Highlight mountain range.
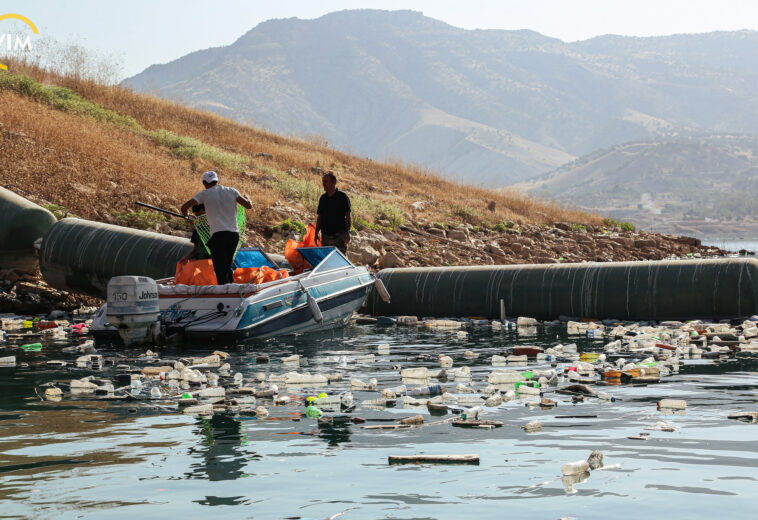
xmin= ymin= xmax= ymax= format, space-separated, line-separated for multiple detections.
xmin=125 ymin=10 xmax=758 ymax=187
xmin=121 ymin=10 xmax=758 ymax=236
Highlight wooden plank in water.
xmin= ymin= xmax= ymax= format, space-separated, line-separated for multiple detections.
xmin=388 ymin=454 xmax=480 ymax=465
xmin=451 ymin=420 xmax=503 ymax=428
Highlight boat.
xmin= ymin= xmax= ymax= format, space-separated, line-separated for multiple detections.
xmin=90 ymin=246 xmax=389 ymax=345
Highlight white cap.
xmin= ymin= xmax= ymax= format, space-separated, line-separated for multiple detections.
xmin=202 ymin=170 xmax=218 ymax=183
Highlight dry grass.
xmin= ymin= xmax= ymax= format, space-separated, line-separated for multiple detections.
xmin=0 ymin=59 xmax=603 ymax=232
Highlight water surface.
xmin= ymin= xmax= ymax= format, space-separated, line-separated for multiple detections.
xmin=1 ymin=325 xmax=757 ymax=519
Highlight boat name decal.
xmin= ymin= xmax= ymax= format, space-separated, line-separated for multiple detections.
xmin=160 ymin=309 xmax=196 ymax=321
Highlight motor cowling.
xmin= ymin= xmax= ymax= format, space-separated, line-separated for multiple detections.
xmin=106 ymin=276 xmax=160 ymax=346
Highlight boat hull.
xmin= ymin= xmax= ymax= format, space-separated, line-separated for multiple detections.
xmin=184 ymin=283 xmax=370 ymax=342
xmin=91 ymin=263 xmax=375 ymax=345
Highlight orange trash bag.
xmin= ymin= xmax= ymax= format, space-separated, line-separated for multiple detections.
xmin=260 ymin=265 xmax=290 ymax=283
xmin=284 ymin=223 xmax=320 ymax=274
xmin=234 ymin=266 xmax=290 ymax=284
xmin=174 ymin=259 xmax=218 ymax=285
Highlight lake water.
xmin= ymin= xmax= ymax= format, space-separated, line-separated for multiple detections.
xmin=2 ymin=325 xmax=758 ymax=519
xmin=703 ymin=239 xmax=758 ymax=253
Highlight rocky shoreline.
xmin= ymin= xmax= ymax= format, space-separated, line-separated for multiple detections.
xmin=342 ymin=222 xmax=735 ymax=269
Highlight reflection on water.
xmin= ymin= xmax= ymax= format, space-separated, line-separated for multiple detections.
xmin=186 ymin=415 xmax=248 ymax=481
xmin=1 ymin=324 xmax=758 ymax=518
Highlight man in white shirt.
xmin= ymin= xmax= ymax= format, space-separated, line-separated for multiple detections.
xmin=180 ymin=171 xmax=252 ymax=284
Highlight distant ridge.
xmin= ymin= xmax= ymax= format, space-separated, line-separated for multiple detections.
xmin=518 ymin=135 xmax=758 ymax=238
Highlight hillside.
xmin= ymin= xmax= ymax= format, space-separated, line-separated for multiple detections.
xmin=519 ymin=136 xmax=758 ymax=238
xmin=0 ymin=62 xmax=730 ymax=287
xmin=124 ymin=10 xmax=758 ymax=187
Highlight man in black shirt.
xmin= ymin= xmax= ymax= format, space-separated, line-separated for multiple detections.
xmin=315 ymin=172 xmax=351 ymax=254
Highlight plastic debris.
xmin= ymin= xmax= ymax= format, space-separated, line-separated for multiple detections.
xmin=727 ymin=412 xmax=758 ymax=423
xmin=645 ymin=421 xmax=677 ymax=431
xmin=399 ymin=415 xmax=424 ymax=425
xmin=658 ymin=399 xmax=687 ymax=410
xmin=44 ymin=387 xmax=63 ymax=401
xmin=562 ymin=460 xmax=590 ymax=476
xmin=388 ymin=454 xmax=479 ymax=464
xmin=401 ymin=367 xmax=428 ymax=379
xmin=587 ymin=450 xmax=604 ymax=470
xmin=522 ymin=420 xmax=542 ymax=432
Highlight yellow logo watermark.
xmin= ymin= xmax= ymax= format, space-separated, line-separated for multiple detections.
xmin=0 ymin=13 xmax=39 ymax=71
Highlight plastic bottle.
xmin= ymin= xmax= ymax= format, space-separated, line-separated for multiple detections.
xmin=597 ymin=392 xmax=616 ymax=402
xmin=406 ymin=384 xmax=444 ymax=397
xmin=657 ymin=399 xmax=686 ymax=410
xmin=150 ymin=387 xmax=162 ymax=399
xmin=562 ymin=460 xmax=590 ymax=476
xmin=461 ymin=405 xmax=481 ymax=421
xmin=305 ymin=405 xmax=323 ymax=418
xmin=384 ymin=385 xmax=407 ymax=396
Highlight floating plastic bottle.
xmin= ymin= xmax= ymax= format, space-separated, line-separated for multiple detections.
xmin=406 ymin=384 xmax=444 ymax=397
xmin=461 ymin=405 xmax=481 ymax=420
xmin=306 ymin=405 xmax=323 ymax=418
xmin=562 ymin=460 xmax=590 ymax=476
xmin=658 ymin=399 xmax=686 ymax=410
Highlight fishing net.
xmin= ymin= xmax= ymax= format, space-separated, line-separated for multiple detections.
xmin=193 ymin=205 xmax=247 ymax=257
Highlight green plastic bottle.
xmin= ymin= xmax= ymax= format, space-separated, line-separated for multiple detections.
xmin=305 ymin=405 xmax=323 ymax=418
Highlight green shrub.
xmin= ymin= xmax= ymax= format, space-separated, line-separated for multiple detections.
xmin=603 ymin=217 xmax=620 ymax=228
xmin=570 ymin=223 xmax=587 ymax=232
xmin=351 ymin=195 xmax=404 ymax=229
xmin=493 ymin=220 xmax=515 ymax=232
xmin=280 ymin=218 xmax=306 ymax=235
xmin=147 ymin=129 xmax=248 ymax=169
xmin=42 ymin=203 xmax=75 ymax=219
xmin=451 ymin=205 xmax=477 ymax=223
xmin=620 ymin=221 xmax=635 ymax=232
xmin=472 ymin=225 xmax=481 ymax=233
xmin=352 ymin=216 xmax=378 ymax=231
xmin=112 ymin=210 xmax=166 ymax=230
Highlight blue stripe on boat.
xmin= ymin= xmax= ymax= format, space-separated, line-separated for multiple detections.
xmin=238 ymin=275 xmax=371 ymax=328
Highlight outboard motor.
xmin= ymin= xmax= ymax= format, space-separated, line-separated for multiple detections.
xmin=106 ymin=276 xmax=160 ymax=346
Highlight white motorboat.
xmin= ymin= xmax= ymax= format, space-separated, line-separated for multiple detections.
xmin=90 ymin=246 xmax=389 ymax=345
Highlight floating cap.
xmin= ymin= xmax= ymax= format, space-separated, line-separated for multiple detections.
xmin=202 ymin=170 xmax=218 ymax=183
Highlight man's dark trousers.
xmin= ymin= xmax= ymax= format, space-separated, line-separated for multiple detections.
xmin=208 ymin=231 xmax=239 ymax=284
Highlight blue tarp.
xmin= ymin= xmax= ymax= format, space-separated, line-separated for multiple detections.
xmin=234 ymin=248 xmax=277 ymax=269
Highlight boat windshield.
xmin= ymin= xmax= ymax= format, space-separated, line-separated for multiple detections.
xmin=297 ymin=247 xmax=352 ymax=272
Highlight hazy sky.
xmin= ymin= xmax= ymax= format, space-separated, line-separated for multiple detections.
xmin=3 ymin=0 xmax=758 ymax=79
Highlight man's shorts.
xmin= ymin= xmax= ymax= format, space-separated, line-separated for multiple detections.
xmin=321 ymin=232 xmax=348 ymax=255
